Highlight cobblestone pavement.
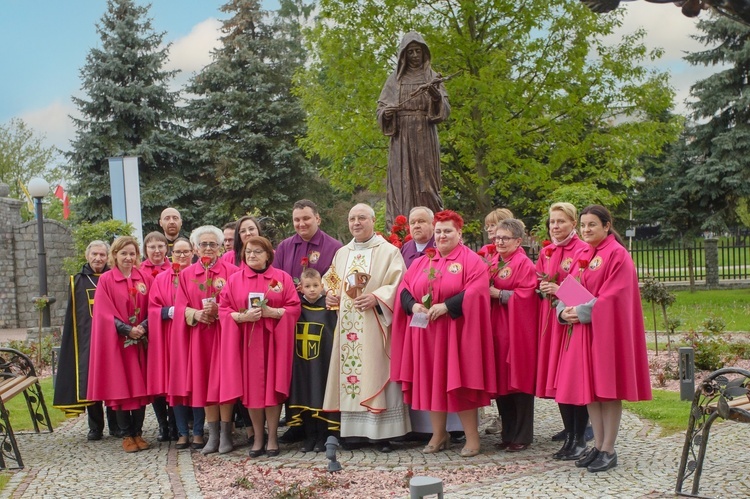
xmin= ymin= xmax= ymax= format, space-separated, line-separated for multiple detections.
xmin=2 ymin=399 xmax=748 ymax=498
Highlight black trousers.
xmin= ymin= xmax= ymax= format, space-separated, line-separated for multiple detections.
xmin=559 ymin=403 xmax=589 ymax=438
xmin=116 ymin=407 xmax=146 ymax=437
xmin=496 ymin=393 xmax=534 ymax=445
xmin=87 ymin=402 xmax=118 ymax=435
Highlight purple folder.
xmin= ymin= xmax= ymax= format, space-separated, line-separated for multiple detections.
xmin=556 ymin=274 xmax=595 ymax=307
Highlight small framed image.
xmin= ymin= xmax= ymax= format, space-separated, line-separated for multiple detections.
xmin=248 ymin=292 xmax=265 ymax=309
xmin=202 ymin=297 xmax=216 ymax=308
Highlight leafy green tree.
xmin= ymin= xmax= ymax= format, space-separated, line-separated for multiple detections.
xmin=296 ymin=0 xmax=681 ymax=226
xmin=185 ymin=0 xmax=316 ymax=225
xmin=66 ymin=0 xmax=200 ymax=232
xmin=63 ymin=219 xmax=134 ymax=274
xmin=678 ymin=15 xmax=750 ymax=231
xmin=0 ymin=118 xmax=57 ymax=201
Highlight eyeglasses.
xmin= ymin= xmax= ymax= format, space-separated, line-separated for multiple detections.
xmin=494 ymin=236 xmax=519 ymax=243
xmin=172 ymin=250 xmax=192 ymax=256
xmin=245 ymin=249 xmax=265 ymax=255
xmin=146 ymin=245 xmax=167 ymax=251
xmin=198 ymin=242 xmax=219 ymax=249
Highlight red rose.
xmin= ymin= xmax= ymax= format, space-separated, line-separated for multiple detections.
xmin=404 ymin=234 xmax=412 ymax=242
xmin=346 ymin=332 xmax=358 ymax=342
xmin=128 ymin=287 xmax=137 ymax=297
xmin=542 ymin=240 xmax=552 ymax=247
xmin=269 ymin=279 xmax=279 ymax=289
xmin=346 ymin=375 xmax=360 ymax=385
xmin=477 ymin=248 xmax=487 ymax=257
xmin=394 ymin=215 xmax=407 ymax=226
xmin=486 ymin=246 xmax=496 ymax=255
xmin=171 ymin=262 xmax=181 ymax=272
xmin=151 ymin=269 xmax=159 ymax=277
xmin=200 ymin=256 xmax=212 ymax=267
xmin=578 ymin=259 xmax=589 ymax=270
xmin=425 ymin=248 xmax=437 ymax=259
xmin=545 ymin=247 xmax=554 ymax=258
xmin=301 ymin=257 xmax=309 ymax=268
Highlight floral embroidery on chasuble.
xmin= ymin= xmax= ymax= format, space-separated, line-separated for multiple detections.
xmin=338 ymin=249 xmax=372 ymax=412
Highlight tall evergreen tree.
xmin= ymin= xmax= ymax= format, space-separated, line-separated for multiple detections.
xmin=682 ymin=15 xmax=750 ymax=231
xmin=66 ymin=0 xmax=200 ymax=231
xmin=185 ymin=0 xmax=314 ymax=226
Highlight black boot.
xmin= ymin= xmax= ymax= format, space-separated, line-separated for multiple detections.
xmin=152 ymin=398 xmax=170 ymax=442
xmin=552 ymin=432 xmax=574 ymax=460
xmin=562 ymin=435 xmax=587 ymax=461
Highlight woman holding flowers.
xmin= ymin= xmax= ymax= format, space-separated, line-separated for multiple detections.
xmin=556 ymin=205 xmax=651 ymax=473
xmin=171 ymin=226 xmax=238 ymax=455
xmin=148 ymin=238 xmax=205 ymax=449
xmin=391 ymin=210 xmax=496 ymax=458
xmin=219 ymin=236 xmax=301 ymax=458
xmin=535 ymin=202 xmax=589 ymax=461
xmin=490 ymin=218 xmax=539 ymax=453
xmin=87 ymin=236 xmax=153 ymax=453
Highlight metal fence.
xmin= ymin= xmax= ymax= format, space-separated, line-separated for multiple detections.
xmin=629 ymin=237 xmax=750 ymax=282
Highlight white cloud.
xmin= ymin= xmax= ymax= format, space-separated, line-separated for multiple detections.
xmin=164 ymin=18 xmax=222 ymax=90
xmin=18 ymin=100 xmax=78 ymax=154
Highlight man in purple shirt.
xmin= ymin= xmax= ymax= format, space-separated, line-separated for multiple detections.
xmin=274 ymin=199 xmax=343 ymax=280
xmin=400 ymin=206 xmax=436 ymax=268
xmin=276 ymin=199 xmax=342 ymax=442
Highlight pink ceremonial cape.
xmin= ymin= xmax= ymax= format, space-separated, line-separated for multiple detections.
xmin=491 ymin=247 xmax=539 ymax=396
xmin=168 ymin=258 xmax=238 ymax=407
xmin=146 ymin=268 xmax=178 ymax=397
xmin=554 ymin=235 xmax=652 ymax=405
xmin=218 ymin=265 xmax=301 ymax=408
xmin=87 ymin=266 xmax=153 ymax=410
xmin=141 ymin=259 xmax=170 ymax=279
xmin=534 ymin=235 xmax=587 ymax=398
xmin=391 ymin=244 xmax=496 ymax=412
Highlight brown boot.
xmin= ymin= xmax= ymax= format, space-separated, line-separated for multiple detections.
xmin=122 ymin=437 xmax=139 ymax=453
xmin=134 ymin=435 xmax=150 ymax=450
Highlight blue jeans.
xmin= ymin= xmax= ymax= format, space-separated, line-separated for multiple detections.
xmin=173 ymin=405 xmax=205 ymax=437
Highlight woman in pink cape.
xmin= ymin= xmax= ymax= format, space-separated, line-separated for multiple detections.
xmin=557 ymin=205 xmax=651 ymax=473
xmin=392 ymin=210 xmax=496 ymax=458
xmin=222 ymin=215 xmax=262 ymax=266
xmin=87 ymin=236 xmax=153 ymax=453
xmin=148 ymin=237 xmax=205 ymax=449
xmin=535 ymin=202 xmax=590 ymax=461
xmin=170 ymin=226 xmax=238 ymax=455
xmin=219 ymin=236 xmax=301 ymax=458
xmin=490 ymin=218 xmax=539 ymax=453
xmin=141 ymin=231 xmax=171 ymax=277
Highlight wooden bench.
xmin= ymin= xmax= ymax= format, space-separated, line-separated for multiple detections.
xmin=675 ymin=367 xmax=750 ymax=497
xmin=0 ymin=347 xmax=53 ymax=469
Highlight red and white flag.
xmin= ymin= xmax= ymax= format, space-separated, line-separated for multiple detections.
xmin=54 ymin=185 xmax=70 ymax=220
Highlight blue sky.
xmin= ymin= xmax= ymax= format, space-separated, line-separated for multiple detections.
xmin=0 ymin=1 xmax=711 ymax=156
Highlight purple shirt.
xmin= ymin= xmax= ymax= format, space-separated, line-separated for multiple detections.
xmin=274 ymin=229 xmax=342 ymax=279
xmin=400 ymin=236 xmax=436 ymax=269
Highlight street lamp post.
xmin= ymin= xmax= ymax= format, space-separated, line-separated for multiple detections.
xmin=28 ymin=177 xmax=52 ymax=328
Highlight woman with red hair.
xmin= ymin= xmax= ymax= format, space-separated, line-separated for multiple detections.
xmin=392 ymin=210 xmax=496 ymax=457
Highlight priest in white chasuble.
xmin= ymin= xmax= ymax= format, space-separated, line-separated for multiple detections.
xmin=322 ymin=203 xmax=410 ymax=451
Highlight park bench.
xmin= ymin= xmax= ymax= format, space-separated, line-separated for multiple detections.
xmin=0 ymin=347 xmax=53 ymax=469
xmin=675 ymin=367 xmax=750 ymax=498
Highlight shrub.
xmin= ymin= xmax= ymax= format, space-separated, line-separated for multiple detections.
xmin=682 ymin=316 xmax=732 ymax=371
xmin=63 ymin=219 xmax=134 ymax=274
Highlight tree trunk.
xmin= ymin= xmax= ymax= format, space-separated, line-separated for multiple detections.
xmin=651 ymin=301 xmax=658 ymax=355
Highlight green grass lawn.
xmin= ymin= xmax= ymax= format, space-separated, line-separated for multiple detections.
xmin=642 ymin=288 xmax=750 ymax=333
xmin=624 ymin=389 xmax=692 ymax=436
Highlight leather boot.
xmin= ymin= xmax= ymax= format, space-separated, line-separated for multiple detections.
xmin=562 ymin=435 xmax=588 ymax=461
xmin=218 ymin=421 xmax=234 ymax=454
xmin=153 ymin=399 xmax=170 ymax=442
xmin=201 ymin=421 xmax=220 ymax=455
xmin=552 ymin=432 xmax=574 ymax=460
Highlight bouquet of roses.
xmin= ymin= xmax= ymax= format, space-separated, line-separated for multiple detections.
xmin=387 ymin=215 xmax=412 ymax=249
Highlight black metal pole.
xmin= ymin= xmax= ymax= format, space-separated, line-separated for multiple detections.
xmin=35 ymin=197 xmax=50 ymax=328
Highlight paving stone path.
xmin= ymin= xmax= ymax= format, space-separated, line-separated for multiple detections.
xmin=2 ymin=399 xmax=747 ymax=498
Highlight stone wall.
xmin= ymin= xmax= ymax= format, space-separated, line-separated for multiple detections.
xmin=0 ymin=184 xmax=75 ymax=329
xmin=13 ymin=220 xmax=74 ymax=328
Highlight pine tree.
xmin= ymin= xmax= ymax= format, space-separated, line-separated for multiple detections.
xmin=682 ymin=15 xmax=750 ymax=230
xmin=66 ymin=0 xmax=200 ymax=231
xmin=185 ymin=0 xmax=314 ymax=226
